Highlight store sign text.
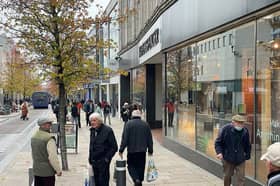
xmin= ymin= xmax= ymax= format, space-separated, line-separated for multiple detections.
xmin=139 ymin=28 xmax=159 ymax=57
xmin=256 ymin=119 xmax=280 ymax=142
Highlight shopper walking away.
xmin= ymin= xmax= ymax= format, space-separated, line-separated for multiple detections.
xmin=119 ymin=109 xmax=153 ymax=186
xmin=31 ymin=117 xmax=62 ymax=186
xmin=215 ymin=114 xmax=251 ymax=186
xmin=121 ymin=102 xmax=130 ymax=124
xmin=88 ymin=113 xmax=118 ymax=186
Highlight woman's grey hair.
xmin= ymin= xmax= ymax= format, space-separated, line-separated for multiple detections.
xmin=89 ymin=112 xmax=103 ymax=123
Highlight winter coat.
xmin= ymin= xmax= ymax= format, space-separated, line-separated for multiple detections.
xmin=215 ymin=123 xmax=251 ymax=165
xmin=88 ymin=124 xmax=118 ymax=164
xmin=119 ymin=117 xmax=153 ymax=154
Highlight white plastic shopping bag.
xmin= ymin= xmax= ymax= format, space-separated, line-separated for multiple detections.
xmin=146 ymin=157 xmax=158 ymax=182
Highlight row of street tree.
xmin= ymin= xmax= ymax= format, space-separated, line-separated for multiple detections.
xmin=0 ymin=41 xmax=41 ymax=104
xmin=0 ymin=0 xmax=118 ymax=170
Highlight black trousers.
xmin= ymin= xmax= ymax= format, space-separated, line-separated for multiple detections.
xmin=92 ymin=159 xmax=110 ymax=186
xmin=127 ymin=152 xmax=146 ymax=183
xmin=86 ymin=112 xmax=93 ymax=126
xmin=168 ymin=112 xmax=174 ymax=127
xmin=77 ymin=113 xmax=81 ymax=128
xmin=34 ymin=175 xmax=55 ymax=186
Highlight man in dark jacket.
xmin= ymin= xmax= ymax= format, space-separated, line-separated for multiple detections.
xmin=215 ymin=114 xmax=251 ymax=186
xmin=119 ymin=109 xmax=153 ymax=186
xmin=261 ymin=142 xmax=280 ymax=186
xmin=120 ymin=102 xmax=130 ymax=124
xmin=88 ymin=112 xmax=118 ymax=186
xmin=85 ymin=100 xmax=94 ymax=126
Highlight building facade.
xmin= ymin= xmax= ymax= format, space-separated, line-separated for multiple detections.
xmin=100 ymin=0 xmax=121 ymax=117
xmin=118 ymin=0 xmax=169 ymax=128
xmin=118 ymin=0 xmax=280 ymax=185
xmin=84 ymin=0 xmax=121 ymax=117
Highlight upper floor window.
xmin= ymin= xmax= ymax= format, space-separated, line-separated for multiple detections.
xmin=223 ymin=35 xmax=226 ymax=47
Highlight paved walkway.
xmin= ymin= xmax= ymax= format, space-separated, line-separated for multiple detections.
xmin=0 ymin=112 xmax=223 ymax=186
xmin=0 ymin=112 xmax=20 ymax=123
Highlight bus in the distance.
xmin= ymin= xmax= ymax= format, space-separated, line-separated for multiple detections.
xmin=31 ymin=91 xmax=50 ymax=109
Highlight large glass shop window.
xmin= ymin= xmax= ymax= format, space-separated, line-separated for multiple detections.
xmin=132 ymin=67 xmax=146 ymax=119
xmin=196 ymin=22 xmax=256 ymax=177
xmin=166 ymin=44 xmax=196 ymax=149
xmin=256 ymin=11 xmax=280 ymax=183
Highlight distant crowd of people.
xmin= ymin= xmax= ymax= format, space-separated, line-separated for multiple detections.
xmin=50 ymin=98 xmax=145 ymax=128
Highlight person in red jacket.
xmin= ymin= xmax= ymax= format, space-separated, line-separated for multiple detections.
xmin=166 ymin=99 xmax=175 ymax=127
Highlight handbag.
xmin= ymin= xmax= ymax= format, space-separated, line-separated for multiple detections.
xmin=146 ymin=157 xmax=158 ymax=182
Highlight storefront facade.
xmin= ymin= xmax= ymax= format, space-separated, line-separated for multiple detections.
xmin=163 ymin=2 xmax=280 ymax=185
xmin=118 ymin=0 xmax=280 ymax=184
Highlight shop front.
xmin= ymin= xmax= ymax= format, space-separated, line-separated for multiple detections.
xmin=164 ymin=9 xmax=280 ymax=185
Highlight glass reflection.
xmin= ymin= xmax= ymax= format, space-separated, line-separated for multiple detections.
xmin=132 ymin=67 xmax=146 ymax=119
xmin=256 ymin=11 xmax=280 ymax=183
xmin=166 ymin=44 xmax=196 ymax=149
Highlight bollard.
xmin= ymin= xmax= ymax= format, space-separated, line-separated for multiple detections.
xmin=28 ymin=167 xmax=34 ymax=186
xmin=89 ymin=176 xmax=94 ymax=186
xmin=116 ymin=159 xmax=126 ymax=186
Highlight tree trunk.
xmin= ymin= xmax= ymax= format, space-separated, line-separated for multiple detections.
xmin=58 ymin=82 xmax=69 ymax=170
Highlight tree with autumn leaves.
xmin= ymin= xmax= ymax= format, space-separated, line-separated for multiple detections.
xmin=2 ymin=44 xmax=41 ymax=101
xmin=0 ymin=0 xmax=114 ymax=170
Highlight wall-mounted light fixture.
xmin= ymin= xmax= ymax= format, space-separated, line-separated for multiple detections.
xmin=231 ymin=45 xmax=242 ymax=57
xmin=115 ymin=55 xmax=121 ymax=62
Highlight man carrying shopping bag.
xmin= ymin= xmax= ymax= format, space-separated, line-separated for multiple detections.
xmin=119 ymin=109 xmax=154 ymax=186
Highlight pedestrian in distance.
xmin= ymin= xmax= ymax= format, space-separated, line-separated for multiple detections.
xmin=71 ymin=102 xmax=79 ymax=125
xmin=85 ymin=100 xmax=94 ymax=126
xmin=121 ymin=102 xmax=130 ymax=124
xmin=119 ymin=109 xmax=153 ymax=186
xmin=260 ymin=142 xmax=280 ymax=186
xmin=103 ymin=101 xmax=111 ymax=125
xmin=215 ymin=114 xmax=251 ymax=186
xmin=20 ymin=101 xmax=29 ymax=120
xmin=88 ymin=112 xmax=118 ymax=186
xmin=76 ymin=101 xmax=83 ymax=128
xmin=31 ymin=117 xmax=62 ymax=186
xmin=95 ymin=102 xmax=102 ymax=116
xmin=165 ymin=99 xmax=175 ymax=127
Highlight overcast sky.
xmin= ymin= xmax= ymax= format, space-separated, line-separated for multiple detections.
xmin=88 ymin=0 xmax=110 ymax=17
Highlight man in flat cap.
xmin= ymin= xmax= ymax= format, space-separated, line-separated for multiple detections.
xmin=215 ymin=114 xmax=251 ymax=186
xmin=261 ymin=142 xmax=280 ymax=186
xmin=31 ymin=117 xmax=62 ymax=186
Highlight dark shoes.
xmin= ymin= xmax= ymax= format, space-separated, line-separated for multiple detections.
xmin=134 ymin=179 xmax=142 ymax=186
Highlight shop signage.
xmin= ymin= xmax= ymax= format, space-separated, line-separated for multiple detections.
xmin=139 ymin=28 xmax=159 ymax=57
xmin=83 ymin=82 xmax=99 ymax=89
xmin=257 ymin=119 xmax=280 ymax=143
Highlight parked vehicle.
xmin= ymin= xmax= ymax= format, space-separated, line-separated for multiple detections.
xmin=32 ymin=91 xmax=50 ymax=109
